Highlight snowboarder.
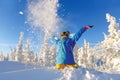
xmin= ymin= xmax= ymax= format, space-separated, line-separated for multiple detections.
xmin=53 ymin=25 xmax=93 ymax=69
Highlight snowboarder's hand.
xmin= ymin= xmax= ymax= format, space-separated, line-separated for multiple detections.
xmin=84 ymin=25 xmax=93 ymax=30
xmin=86 ymin=25 xmax=93 ymax=28
xmin=88 ymin=25 xmax=93 ymax=28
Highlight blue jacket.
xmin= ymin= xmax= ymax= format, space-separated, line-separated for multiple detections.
xmin=53 ymin=27 xmax=86 ymax=64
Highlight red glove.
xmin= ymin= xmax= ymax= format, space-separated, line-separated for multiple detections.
xmin=84 ymin=25 xmax=93 ymax=30
xmin=89 ymin=25 xmax=93 ymax=28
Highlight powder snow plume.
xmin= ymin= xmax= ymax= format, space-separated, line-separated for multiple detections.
xmin=27 ymin=0 xmax=62 ymax=43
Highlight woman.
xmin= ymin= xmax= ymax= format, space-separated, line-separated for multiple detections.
xmin=53 ymin=25 xmax=93 ymax=69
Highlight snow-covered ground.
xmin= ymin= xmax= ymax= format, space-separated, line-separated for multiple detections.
xmin=0 ymin=61 xmax=120 ymax=80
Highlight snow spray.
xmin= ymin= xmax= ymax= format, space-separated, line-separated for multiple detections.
xmin=27 ymin=0 xmax=62 ymax=43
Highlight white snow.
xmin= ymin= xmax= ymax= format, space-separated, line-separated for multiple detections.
xmin=27 ymin=0 xmax=62 ymax=43
xmin=19 ymin=11 xmax=24 ymax=15
xmin=0 ymin=61 xmax=120 ymax=80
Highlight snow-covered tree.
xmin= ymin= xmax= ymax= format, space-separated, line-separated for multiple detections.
xmin=34 ymin=53 xmax=39 ymax=65
xmin=48 ymin=45 xmax=56 ymax=66
xmin=4 ymin=54 xmax=9 ymax=61
xmin=0 ymin=51 xmax=4 ymax=61
xmin=15 ymin=32 xmax=24 ymax=62
xmin=38 ymin=43 xmax=50 ymax=66
xmin=77 ymin=40 xmax=93 ymax=68
xmin=22 ymin=38 xmax=35 ymax=64
xmin=77 ymin=47 xmax=84 ymax=66
xmin=38 ymin=44 xmax=57 ymax=67
xmin=91 ymin=13 xmax=120 ymax=71
xmin=9 ymin=48 xmax=16 ymax=61
xmin=73 ymin=44 xmax=79 ymax=63
xmin=23 ymin=38 xmax=31 ymax=63
xmin=101 ymin=13 xmax=120 ymax=49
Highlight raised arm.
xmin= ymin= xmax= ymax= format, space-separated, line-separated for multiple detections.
xmin=72 ymin=25 xmax=93 ymax=42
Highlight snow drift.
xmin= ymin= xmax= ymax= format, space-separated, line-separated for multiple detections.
xmin=0 ymin=61 xmax=120 ymax=80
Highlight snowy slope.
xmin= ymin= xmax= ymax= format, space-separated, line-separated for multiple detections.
xmin=0 ymin=61 xmax=34 ymax=73
xmin=0 ymin=61 xmax=120 ymax=80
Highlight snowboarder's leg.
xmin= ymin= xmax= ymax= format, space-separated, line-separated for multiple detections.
xmin=56 ymin=64 xmax=65 ymax=69
xmin=66 ymin=64 xmax=79 ymax=69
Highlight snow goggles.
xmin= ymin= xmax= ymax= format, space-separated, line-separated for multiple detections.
xmin=61 ymin=31 xmax=70 ymax=36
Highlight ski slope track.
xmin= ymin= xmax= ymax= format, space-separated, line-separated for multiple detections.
xmin=0 ymin=61 xmax=120 ymax=80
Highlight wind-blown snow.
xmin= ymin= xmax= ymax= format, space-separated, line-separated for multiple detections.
xmin=19 ymin=11 xmax=24 ymax=15
xmin=27 ymin=0 xmax=62 ymax=43
xmin=0 ymin=61 xmax=120 ymax=80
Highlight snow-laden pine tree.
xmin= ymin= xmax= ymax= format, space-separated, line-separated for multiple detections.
xmin=15 ymin=32 xmax=24 ymax=62
xmin=92 ymin=13 xmax=120 ymax=71
xmin=9 ymin=48 xmax=16 ymax=61
xmin=4 ymin=54 xmax=9 ymax=61
xmin=34 ymin=53 xmax=39 ymax=65
xmin=38 ymin=43 xmax=50 ymax=66
xmin=73 ymin=44 xmax=79 ymax=63
xmin=23 ymin=38 xmax=34 ymax=64
xmin=48 ymin=45 xmax=56 ymax=66
xmin=0 ymin=51 xmax=4 ymax=61
xmin=84 ymin=40 xmax=93 ymax=68
xmin=77 ymin=40 xmax=93 ymax=68
xmin=102 ymin=13 xmax=119 ymax=49
xmin=77 ymin=47 xmax=84 ymax=66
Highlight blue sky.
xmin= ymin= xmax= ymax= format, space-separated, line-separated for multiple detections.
xmin=0 ymin=0 xmax=120 ymax=53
